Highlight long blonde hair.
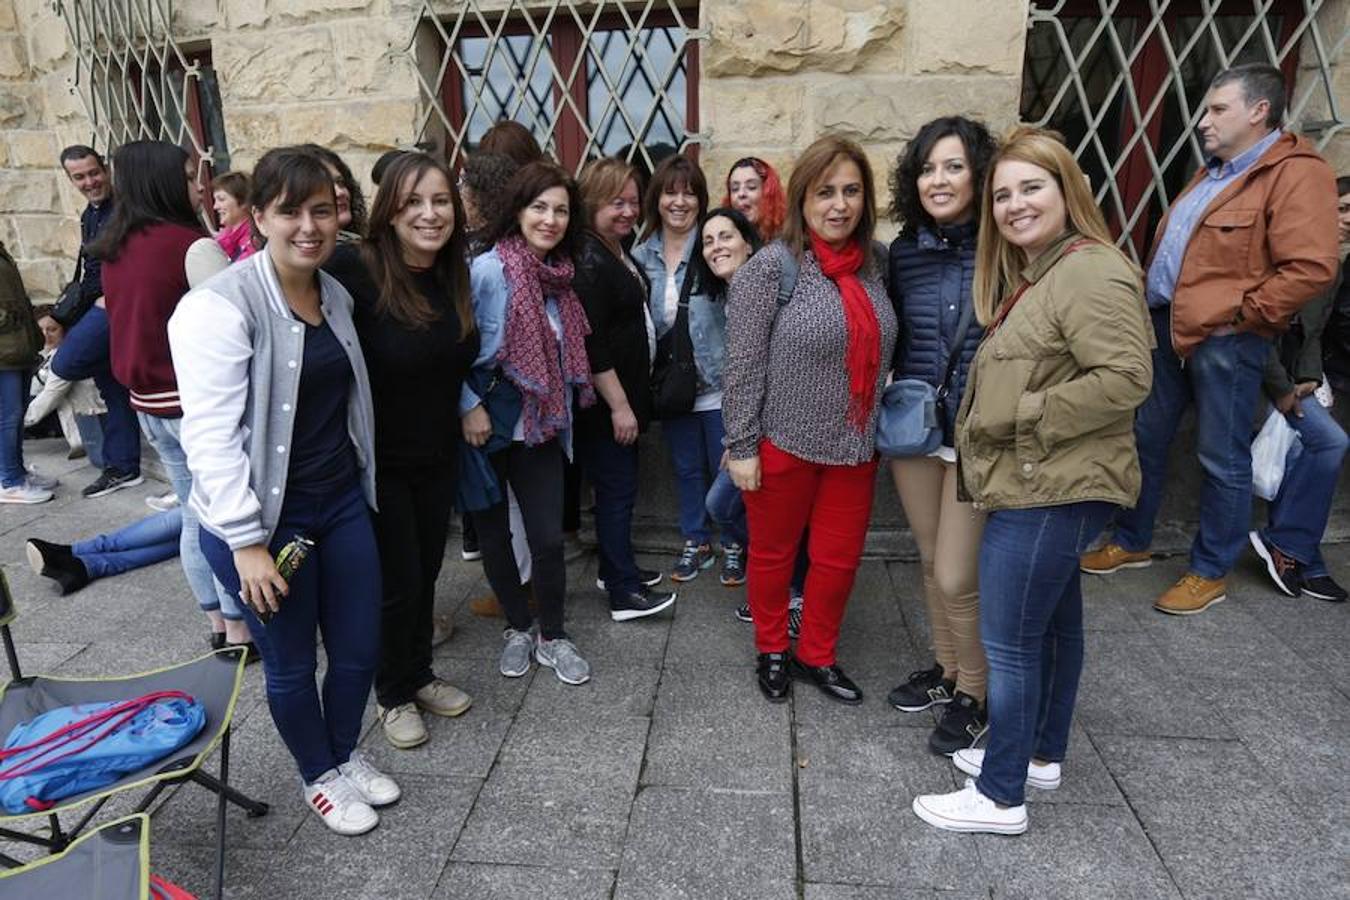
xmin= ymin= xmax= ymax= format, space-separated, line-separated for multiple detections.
xmin=972 ymin=126 xmax=1128 ymax=325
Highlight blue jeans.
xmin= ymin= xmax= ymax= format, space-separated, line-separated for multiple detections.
xmin=978 ymin=501 xmax=1114 ymax=807
xmin=577 ymin=431 xmax=641 ymax=600
xmin=705 ymin=468 xmax=748 ymax=547
xmin=662 ymin=409 xmax=725 ymax=545
xmin=75 ymin=413 xmax=106 ymax=469
xmin=138 ymin=413 xmax=242 ymax=619
xmin=1114 ymin=308 xmax=1269 ymax=578
xmin=0 ymin=369 xmax=26 ymax=487
xmin=73 ymin=509 xmax=180 ymax=579
xmin=1262 ymin=400 xmax=1348 ymax=578
xmin=200 ymin=483 xmax=382 ymax=783
xmin=50 ymin=307 xmax=140 ymax=474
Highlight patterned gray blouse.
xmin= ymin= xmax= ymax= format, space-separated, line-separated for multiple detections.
xmin=723 ymin=242 xmax=898 ymax=466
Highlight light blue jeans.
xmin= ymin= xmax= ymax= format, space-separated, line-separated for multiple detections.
xmin=73 ymin=509 xmax=181 ymax=579
xmin=138 ymin=412 xmax=243 ymax=619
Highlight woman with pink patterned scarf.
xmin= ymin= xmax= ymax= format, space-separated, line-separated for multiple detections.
xmin=459 ymin=160 xmax=597 ymax=686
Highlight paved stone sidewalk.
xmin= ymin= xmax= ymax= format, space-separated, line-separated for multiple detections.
xmin=0 ymin=441 xmax=1346 ymax=899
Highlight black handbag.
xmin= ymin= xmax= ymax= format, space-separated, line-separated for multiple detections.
xmin=51 ymin=249 xmax=92 ymax=328
xmin=650 ymin=265 xmax=699 ymax=420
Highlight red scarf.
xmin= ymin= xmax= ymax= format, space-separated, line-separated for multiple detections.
xmin=811 ymin=232 xmax=880 ymax=431
xmin=496 ymin=234 xmax=596 ymax=445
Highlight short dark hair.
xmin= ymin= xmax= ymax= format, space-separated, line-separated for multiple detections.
xmin=59 ymin=144 xmax=104 ymax=169
xmin=212 ymin=170 xmax=250 ymax=205
xmin=688 ymin=206 xmax=762 ymax=298
xmin=889 ymin=116 xmax=997 ymax=238
xmin=482 ymin=160 xmax=585 ymax=260
xmin=250 ymin=147 xmax=337 ymax=216
xmin=641 ymin=153 xmax=709 ymax=238
xmin=461 ymin=151 xmax=519 ymax=240
xmin=1211 ymin=63 xmax=1287 ymax=128
xmin=478 ymin=121 xmax=544 ymax=169
xmin=297 ymin=144 xmax=368 ymax=235
xmin=86 ymin=140 xmax=201 ymax=262
xmin=370 ymin=150 xmax=407 ymax=187
xmin=1336 ymin=175 xmax=1350 ymax=196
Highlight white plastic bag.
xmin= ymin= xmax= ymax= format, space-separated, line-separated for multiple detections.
xmin=1251 ymin=408 xmax=1298 ymax=501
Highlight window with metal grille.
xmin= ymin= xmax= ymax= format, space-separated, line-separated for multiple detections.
xmin=1022 ymin=0 xmax=1345 ymax=260
xmin=55 ymin=1 xmax=229 ymax=183
xmin=410 ymin=0 xmax=701 ymax=176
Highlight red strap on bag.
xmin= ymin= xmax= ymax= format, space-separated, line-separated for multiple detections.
xmin=987 ymin=239 xmax=1095 ymax=334
xmin=0 ymin=690 xmax=195 ymax=786
xmin=150 ymin=874 xmax=199 ymax=899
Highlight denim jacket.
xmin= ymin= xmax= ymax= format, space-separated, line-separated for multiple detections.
xmin=631 ymin=230 xmax=727 ymax=396
xmin=460 ymin=248 xmax=575 ymax=459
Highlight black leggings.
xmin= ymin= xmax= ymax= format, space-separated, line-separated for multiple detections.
xmin=372 ymin=463 xmax=454 ymax=708
xmin=471 ymin=440 xmax=567 ymax=639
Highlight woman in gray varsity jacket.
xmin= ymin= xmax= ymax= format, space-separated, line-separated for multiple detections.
xmin=169 ymin=147 xmax=399 ymax=838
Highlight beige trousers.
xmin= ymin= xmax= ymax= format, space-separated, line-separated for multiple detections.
xmin=890 ymin=455 xmax=987 ymax=701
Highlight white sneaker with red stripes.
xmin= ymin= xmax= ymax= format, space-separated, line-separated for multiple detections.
xmin=303 ymin=769 xmax=378 ymax=836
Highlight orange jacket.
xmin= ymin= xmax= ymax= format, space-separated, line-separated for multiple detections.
xmin=1149 ymin=132 xmax=1339 ymax=358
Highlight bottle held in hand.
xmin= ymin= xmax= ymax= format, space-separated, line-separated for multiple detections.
xmin=259 ymin=534 xmax=315 ymax=622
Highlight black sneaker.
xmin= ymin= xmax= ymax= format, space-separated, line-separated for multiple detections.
xmin=734 ymin=603 xmax=752 ymax=623
xmin=733 ymin=601 xmax=800 ymax=638
xmin=1299 ymin=573 xmax=1348 ymax=602
xmin=671 ymin=541 xmax=715 ymax=582
xmin=928 ymin=691 xmax=988 ymax=756
xmin=461 ymin=534 xmax=482 ymax=561
xmin=1248 ymin=531 xmax=1301 ymax=597
xmin=887 ymin=664 xmax=954 ymax=712
xmin=609 ymin=586 xmax=676 ymax=622
xmin=596 ymin=568 xmax=662 ymax=591
xmin=719 ymin=543 xmax=746 ymax=586
xmin=81 ymin=468 xmax=144 ymax=499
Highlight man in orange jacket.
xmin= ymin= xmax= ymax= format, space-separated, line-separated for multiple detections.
xmin=1081 ymin=63 xmax=1339 ymax=615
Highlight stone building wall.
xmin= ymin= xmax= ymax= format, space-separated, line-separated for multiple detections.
xmin=0 ymin=0 xmax=1345 ymax=300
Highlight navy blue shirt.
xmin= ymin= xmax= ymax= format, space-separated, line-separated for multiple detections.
xmin=80 ymin=200 xmax=114 ymax=301
xmin=287 ymin=318 xmax=358 ymax=492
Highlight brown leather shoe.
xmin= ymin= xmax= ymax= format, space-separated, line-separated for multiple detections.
xmin=1080 ymin=543 xmax=1152 ymax=575
xmin=1154 ymin=573 xmax=1226 ymax=616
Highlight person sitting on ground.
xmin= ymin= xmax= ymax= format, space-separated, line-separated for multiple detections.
xmin=25 ymin=304 xmax=105 ymax=462
xmin=26 ymin=509 xmax=183 ymax=596
xmin=212 ymin=170 xmax=257 ymax=262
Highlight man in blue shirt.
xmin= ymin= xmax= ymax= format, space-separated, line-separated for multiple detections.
xmin=1081 ymin=64 xmax=1340 ymax=616
xmin=50 ymin=145 xmax=144 ymax=499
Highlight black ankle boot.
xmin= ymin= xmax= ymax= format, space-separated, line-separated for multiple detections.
xmin=757 ymin=652 xmax=791 ymax=702
xmin=25 ymin=538 xmax=90 ymax=596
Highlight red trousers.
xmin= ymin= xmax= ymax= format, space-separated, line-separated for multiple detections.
xmin=743 ymin=439 xmax=877 ymax=666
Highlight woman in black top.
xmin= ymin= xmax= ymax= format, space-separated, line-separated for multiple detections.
xmin=324 ymin=152 xmax=479 ymax=751
xmin=573 ymin=158 xmax=675 ymax=622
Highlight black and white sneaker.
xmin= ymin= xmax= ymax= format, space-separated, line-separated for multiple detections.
xmin=1299 ymin=573 xmax=1348 ymax=602
xmin=928 ymin=691 xmax=988 ymax=756
xmin=610 ymin=586 xmax=676 ymax=622
xmin=1248 ymin=531 xmax=1300 ymax=597
xmin=596 ymin=568 xmax=662 ymax=592
xmin=735 ymin=603 xmax=752 ymax=623
xmin=887 ymin=664 xmax=955 ymax=712
xmin=81 ymin=468 xmax=144 ymax=499
xmin=733 ymin=601 xmax=801 ymax=638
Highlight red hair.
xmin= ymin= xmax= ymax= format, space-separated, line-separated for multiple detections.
xmin=721 ymin=157 xmax=786 ymax=241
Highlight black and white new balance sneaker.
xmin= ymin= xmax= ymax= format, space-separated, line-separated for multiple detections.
xmin=928 ymin=691 xmax=988 ymax=756
xmin=887 ymin=664 xmax=955 ymax=713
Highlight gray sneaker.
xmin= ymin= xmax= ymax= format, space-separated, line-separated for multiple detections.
xmin=534 ymin=635 xmax=591 ymax=685
xmin=499 ymin=627 xmax=536 ymax=678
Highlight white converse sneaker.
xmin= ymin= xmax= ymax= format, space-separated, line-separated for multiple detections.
xmin=338 ymin=750 xmax=402 ymax=807
xmin=303 ymin=769 xmax=378 ymax=835
xmin=952 ymin=747 xmax=1061 ymax=790
xmin=912 ymin=778 xmax=1028 ymax=835
xmin=378 ymin=702 xmax=429 ymax=749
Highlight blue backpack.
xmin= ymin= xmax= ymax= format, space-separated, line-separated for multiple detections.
xmin=0 ymin=691 xmax=206 ymax=814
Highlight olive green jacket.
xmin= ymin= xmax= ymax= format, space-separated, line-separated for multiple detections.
xmin=0 ymin=242 xmax=39 ymax=371
xmin=956 ymin=232 xmax=1154 ymax=511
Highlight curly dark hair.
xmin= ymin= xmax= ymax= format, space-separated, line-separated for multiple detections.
xmin=888 ymin=116 xmax=997 ymax=238
xmin=462 ymin=151 xmax=519 ymax=237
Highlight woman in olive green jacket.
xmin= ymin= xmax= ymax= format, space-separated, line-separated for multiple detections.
xmin=912 ymin=127 xmax=1152 ymax=836
xmin=0 ymin=240 xmax=48 ymax=503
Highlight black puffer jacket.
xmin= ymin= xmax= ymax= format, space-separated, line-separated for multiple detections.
xmin=888 ymin=221 xmax=981 ymax=446
xmin=0 ymin=242 xmax=39 ymax=371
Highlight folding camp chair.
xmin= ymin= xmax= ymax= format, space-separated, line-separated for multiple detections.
xmin=0 ymin=569 xmax=268 ymax=899
xmin=0 ymin=813 xmax=152 ymax=899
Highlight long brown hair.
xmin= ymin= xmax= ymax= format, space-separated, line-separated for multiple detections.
xmin=781 ymin=135 xmax=878 ymax=266
xmin=361 ymin=152 xmax=473 ymax=336
xmin=972 ymin=126 xmax=1130 ymax=325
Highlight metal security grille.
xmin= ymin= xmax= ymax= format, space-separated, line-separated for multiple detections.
xmin=406 ymin=0 xmax=703 ymax=174
xmin=1023 ymin=0 xmax=1347 ymax=259
xmin=53 ymin=0 xmax=227 ymax=174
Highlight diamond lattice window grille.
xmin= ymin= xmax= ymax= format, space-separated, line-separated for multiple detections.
xmin=1023 ymin=0 xmax=1347 ymax=261
xmin=406 ymin=0 xmax=704 ymax=175
xmin=53 ymin=0 xmax=224 ymax=176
